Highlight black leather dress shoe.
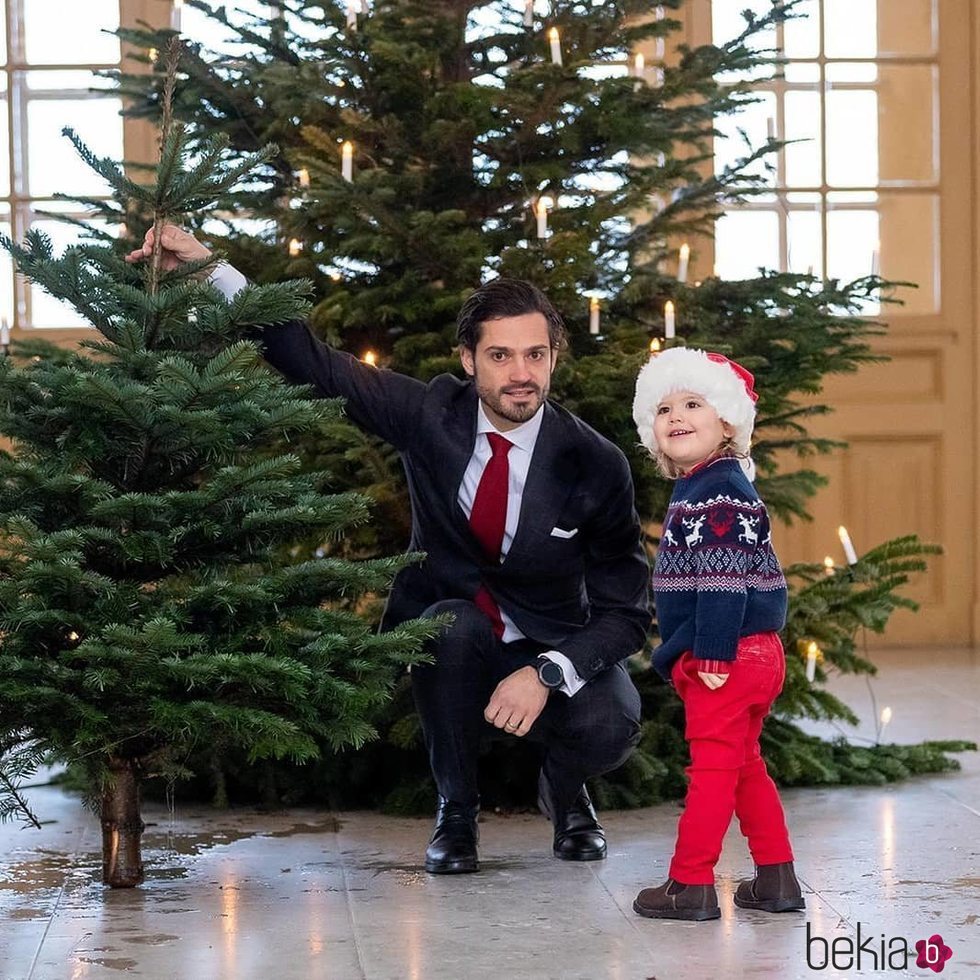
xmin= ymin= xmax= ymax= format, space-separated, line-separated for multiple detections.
xmin=423 ymin=796 xmax=480 ymax=874
xmin=537 ymin=772 xmax=607 ymax=862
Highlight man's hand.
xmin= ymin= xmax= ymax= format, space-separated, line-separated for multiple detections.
xmin=124 ymin=224 xmax=212 ymax=272
xmin=698 ymin=671 xmax=729 ymax=690
xmin=484 ymin=665 xmax=549 ymax=737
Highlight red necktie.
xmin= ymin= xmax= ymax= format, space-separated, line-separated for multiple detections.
xmin=469 ymin=432 xmax=512 ymax=638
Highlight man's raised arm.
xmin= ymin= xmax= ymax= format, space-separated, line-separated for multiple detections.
xmin=126 ymin=226 xmax=426 ymax=450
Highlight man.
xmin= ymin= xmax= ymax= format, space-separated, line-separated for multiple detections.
xmin=127 ymin=227 xmax=650 ymax=873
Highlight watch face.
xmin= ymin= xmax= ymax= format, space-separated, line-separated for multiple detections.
xmin=538 ymin=659 xmax=564 ymax=688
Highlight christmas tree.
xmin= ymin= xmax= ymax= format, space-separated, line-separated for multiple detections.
xmin=0 ymin=43 xmax=439 ymax=885
xmin=110 ymin=2 xmax=973 ymax=809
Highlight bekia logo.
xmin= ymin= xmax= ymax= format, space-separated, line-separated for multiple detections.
xmin=806 ymin=923 xmax=954 ymax=973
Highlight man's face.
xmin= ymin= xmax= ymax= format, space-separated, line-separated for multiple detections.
xmin=459 ymin=313 xmax=556 ymax=431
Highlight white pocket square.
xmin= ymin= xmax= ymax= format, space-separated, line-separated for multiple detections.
xmin=550 ymin=526 xmax=579 ymax=539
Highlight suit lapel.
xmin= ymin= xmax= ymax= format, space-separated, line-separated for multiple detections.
xmin=444 ymin=386 xmax=483 ymax=551
xmin=505 ymin=402 xmax=580 ymax=564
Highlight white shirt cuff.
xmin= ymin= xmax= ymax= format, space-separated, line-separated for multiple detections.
xmin=208 ymin=261 xmax=248 ymax=299
xmin=541 ymin=651 xmax=587 ymax=697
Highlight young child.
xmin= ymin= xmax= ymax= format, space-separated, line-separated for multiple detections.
xmin=630 ymin=347 xmax=804 ymax=921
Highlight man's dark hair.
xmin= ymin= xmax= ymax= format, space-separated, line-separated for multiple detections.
xmin=455 ymin=277 xmax=568 ymax=352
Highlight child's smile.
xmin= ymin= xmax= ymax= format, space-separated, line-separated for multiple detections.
xmin=653 ymin=390 xmax=733 ymax=472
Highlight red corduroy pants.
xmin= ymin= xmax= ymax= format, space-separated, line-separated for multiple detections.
xmin=668 ymin=631 xmax=795 ymax=885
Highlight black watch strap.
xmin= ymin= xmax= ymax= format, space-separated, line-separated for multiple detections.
xmin=535 ymin=655 xmax=564 ymax=690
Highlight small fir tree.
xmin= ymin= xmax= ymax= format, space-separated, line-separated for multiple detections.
xmin=0 ymin=44 xmax=438 ymax=885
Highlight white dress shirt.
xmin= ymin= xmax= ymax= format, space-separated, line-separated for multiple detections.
xmin=208 ymin=262 xmax=586 ymax=695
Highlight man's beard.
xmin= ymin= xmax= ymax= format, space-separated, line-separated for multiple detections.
xmin=475 ymin=377 xmax=548 ymax=424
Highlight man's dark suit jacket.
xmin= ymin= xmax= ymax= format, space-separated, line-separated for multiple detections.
xmin=261 ymin=321 xmax=651 ymax=683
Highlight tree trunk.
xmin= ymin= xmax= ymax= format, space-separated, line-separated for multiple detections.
xmin=101 ymin=757 xmax=145 ymax=888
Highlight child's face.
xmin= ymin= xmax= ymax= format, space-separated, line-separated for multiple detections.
xmin=653 ymin=390 xmax=734 ymax=473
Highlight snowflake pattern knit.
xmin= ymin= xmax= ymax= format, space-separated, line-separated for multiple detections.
xmin=651 ymin=457 xmax=788 ymax=680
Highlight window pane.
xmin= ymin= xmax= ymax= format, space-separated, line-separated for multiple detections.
xmin=784 ymin=63 xmax=820 ymax=83
xmin=825 ymin=62 xmax=878 ymax=83
xmin=28 ymin=218 xmax=114 ymax=328
xmin=784 ymin=91 xmax=822 ymax=187
xmin=25 ymin=1 xmax=120 ymax=64
xmin=711 ymin=1 xmax=776 ymax=82
xmin=878 ymin=65 xmax=938 ymax=184
xmin=0 ymin=98 xmax=8 ymax=197
xmin=782 ymin=0 xmax=819 ymax=59
xmin=826 ymin=208 xmax=879 ymax=314
xmin=26 ymin=70 xmax=116 ymax=92
xmin=0 ymin=220 xmax=12 ymax=326
xmin=178 ymin=1 xmax=270 ymax=56
xmin=713 ymin=91 xmax=776 ymax=183
xmin=827 ymin=190 xmax=879 ymax=204
xmin=826 ymin=208 xmax=878 ymax=280
xmin=787 ymin=209 xmax=823 ymax=277
xmin=877 ymin=0 xmax=937 ymax=56
xmin=28 ymin=99 xmax=124 ymax=198
xmin=824 ymin=0 xmax=877 ymax=58
xmin=826 ymin=90 xmax=878 ymax=186
xmin=713 ymin=210 xmax=780 ymax=279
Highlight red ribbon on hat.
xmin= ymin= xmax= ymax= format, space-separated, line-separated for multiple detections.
xmin=706 ymin=352 xmax=759 ymax=403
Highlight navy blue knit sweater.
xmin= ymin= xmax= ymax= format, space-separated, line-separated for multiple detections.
xmin=651 ymin=457 xmax=788 ymax=680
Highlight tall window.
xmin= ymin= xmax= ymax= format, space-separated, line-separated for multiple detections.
xmin=1 ymin=0 xmax=123 ymax=328
xmin=711 ymin=0 xmax=939 ymax=315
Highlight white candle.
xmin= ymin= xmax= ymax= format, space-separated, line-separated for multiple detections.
xmin=653 ymin=67 xmax=664 ymax=88
xmin=805 ymin=642 xmax=818 ymax=683
xmin=655 ymin=36 xmax=665 ymax=60
xmin=664 ymin=299 xmax=675 ymax=339
xmin=341 ymin=141 xmax=353 ymax=182
xmin=548 ymin=27 xmax=562 ymax=66
xmin=880 ymin=706 xmax=892 ymax=729
xmin=288 ymin=238 xmax=302 ymax=257
xmin=871 ymin=246 xmax=880 ymax=276
xmin=677 ymin=242 xmax=690 ymax=283
xmin=524 ymin=0 xmax=534 ymax=28
xmin=767 ymin=116 xmax=776 ymax=141
xmin=171 ymin=0 xmax=183 ymax=31
xmin=0 ymin=317 xmax=9 ymax=349
xmin=297 ymin=168 xmax=310 ymax=188
xmin=589 ymin=296 xmax=600 ymax=335
xmin=536 ymin=197 xmax=551 ymax=238
xmin=656 ymin=5 xmax=665 ymax=20
xmin=346 ymin=0 xmax=357 ymax=30
xmin=838 ymin=525 xmax=858 ymax=565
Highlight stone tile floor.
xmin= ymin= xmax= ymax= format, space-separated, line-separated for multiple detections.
xmin=2 ymin=647 xmax=978 ymax=979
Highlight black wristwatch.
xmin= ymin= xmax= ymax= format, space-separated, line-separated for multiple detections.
xmin=535 ymin=656 xmax=565 ymax=690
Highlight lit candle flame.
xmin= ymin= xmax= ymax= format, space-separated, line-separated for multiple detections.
xmin=363 ymin=351 xmax=377 ymax=366
xmin=288 ymin=238 xmax=302 ymax=256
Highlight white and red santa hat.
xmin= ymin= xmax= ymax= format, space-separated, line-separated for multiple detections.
xmin=632 ymin=346 xmax=759 ymax=474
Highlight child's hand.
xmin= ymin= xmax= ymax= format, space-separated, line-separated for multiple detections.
xmin=698 ymin=671 xmax=729 ymax=689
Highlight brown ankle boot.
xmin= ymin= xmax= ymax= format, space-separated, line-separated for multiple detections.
xmin=633 ymin=879 xmax=720 ymax=921
xmin=734 ymin=861 xmax=805 ymax=912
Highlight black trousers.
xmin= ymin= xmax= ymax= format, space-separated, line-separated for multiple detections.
xmin=411 ymin=599 xmax=642 ymax=811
